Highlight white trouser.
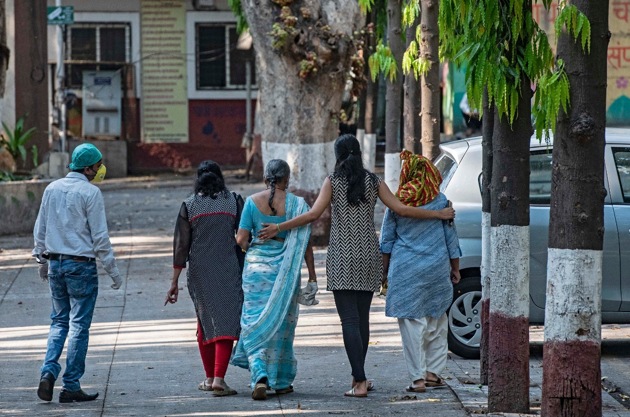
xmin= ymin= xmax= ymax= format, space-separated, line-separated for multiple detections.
xmin=397 ymin=314 xmax=448 ymax=382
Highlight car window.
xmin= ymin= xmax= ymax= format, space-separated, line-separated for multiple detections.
xmin=530 ymin=150 xmax=553 ymax=204
xmin=612 ymin=147 xmax=630 ymax=202
xmin=435 ymin=154 xmax=457 ymax=191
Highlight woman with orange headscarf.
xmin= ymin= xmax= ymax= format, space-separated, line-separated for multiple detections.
xmin=380 ymin=150 xmax=462 ymax=394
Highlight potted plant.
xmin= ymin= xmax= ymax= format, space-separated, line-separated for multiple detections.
xmin=0 ymin=116 xmax=38 ymax=176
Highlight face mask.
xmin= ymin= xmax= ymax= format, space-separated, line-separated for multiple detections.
xmin=90 ymin=164 xmax=107 ymax=183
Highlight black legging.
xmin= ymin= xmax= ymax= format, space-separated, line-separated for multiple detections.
xmin=333 ymin=290 xmax=374 ymax=382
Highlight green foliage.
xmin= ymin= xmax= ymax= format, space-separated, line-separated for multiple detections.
xmin=227 ymin=0 xmax=248 ymax=33
xmin=369 ymin=41 xmax=398 ymax=82
xmin=555 ymin=2 xmax=591 ymax=53
xmin=270 ymin=23 xmax=291 ymax=49
xmin=358 ymin=0 xmax=376 ymax=14
xmin=1 ymin=116 xmax=37 ymax=166
xmin=403 ymin=39 xmax=431 ymax=79
xmin=402 ymin=0 xmax=420 ymax=28
xmin=532 ymin=59 xmax=570 ymax=139
xmin=363 ymin=0 xmax=401 ymax=82
xmin=439 ymin=0 xmax=591 ymax=135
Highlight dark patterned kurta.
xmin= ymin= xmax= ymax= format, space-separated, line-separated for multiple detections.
xmin=326 ymin=173 xmax=383 ymax=292
xmin=173 ymin=191 xmax=244 ymax=343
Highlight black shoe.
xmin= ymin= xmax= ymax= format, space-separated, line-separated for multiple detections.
xmin=37 ymin=372 xmax=55 ymax=401
xmin=59 ymin=389 xmax=99 ymax=403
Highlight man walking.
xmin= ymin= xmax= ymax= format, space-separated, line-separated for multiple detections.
xmin=33 ymin=143 xmax=123 ymax=403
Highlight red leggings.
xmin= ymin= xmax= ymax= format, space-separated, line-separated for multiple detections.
xmin=197 ymin=322 xmax=234 ymax=379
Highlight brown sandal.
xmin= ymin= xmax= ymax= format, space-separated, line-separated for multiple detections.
xmin=405 ymin=384 xmax=426 ymax=393
xmin=425 ymin=376 xmax=447 ymax=389
xmin=252 ymin=382 xmax=267 ymax=400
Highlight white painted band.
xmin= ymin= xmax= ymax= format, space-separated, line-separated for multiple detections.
xmin=490 ymin=225 xmax=529 ymax=317
xmin=384 ymin=153 xmax=401 ymax=192
xmin=544 ymin=247 xmax=602 ymax=342
xmin=261 ymin=140 xmax=336 ymax=192
xmin=481 ymin=211 xmax=491 ymax=299
xmin=362 ymin=133 xmax=377 ymax=173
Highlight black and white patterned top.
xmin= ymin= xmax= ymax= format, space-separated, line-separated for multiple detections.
xmin=326 ymin=173 xmax=383 ymax=292
xmin=173 ymin=191 xmax=244 ymax=342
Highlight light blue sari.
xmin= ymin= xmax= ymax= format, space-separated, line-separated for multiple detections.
xmin=231 ymin=193 xmax=310 ymax=389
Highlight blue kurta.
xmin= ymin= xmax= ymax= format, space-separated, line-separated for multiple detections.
xmin=379 ymin=193 xmax=461 ymax=319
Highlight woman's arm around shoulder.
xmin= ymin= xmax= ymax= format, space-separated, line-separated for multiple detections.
xmin=259 ymin=177 xmax=333 ymax=239
xmin=377 ymin=181 xmax=455 ymax=220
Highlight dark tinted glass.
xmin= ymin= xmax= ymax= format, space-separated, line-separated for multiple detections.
xmin=613 ymin=147 xmax=630 ymax=202
xmin=197 ymin=25 xmax=226 ymax=88
xmin=71 ymin=28 xmax=96 ymax=61
xmin=100 ymin=28 xmax=126 ymax=62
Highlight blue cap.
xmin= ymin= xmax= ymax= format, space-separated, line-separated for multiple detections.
xmin=68 ymin=143 xmax=102 ymax=170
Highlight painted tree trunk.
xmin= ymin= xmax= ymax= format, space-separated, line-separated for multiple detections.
xmin=0 ymin=0 xmax=7 ymax=99
xmin=384 ymin=0 xmax=403 ymax=191
xmin=541 ymin=2 xmax=609 ymax=416
xmin=488 ymin=77 xmax=532 ymax=413
xmin=480 ymin=89 xmax=493 ymax=386
xmin=420 ymin=0 xmax=440 ymax=161
xmin=240 ymin=0 xmax=362 ymax=242
xmin=403 ymin=20 xmax=421 ymax=154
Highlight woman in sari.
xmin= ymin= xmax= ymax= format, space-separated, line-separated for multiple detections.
xmin=231 ymin=159 xmax=318 ymax=400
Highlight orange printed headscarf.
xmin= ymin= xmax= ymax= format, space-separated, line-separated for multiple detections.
xmin=396 ymin=150 xmax=442 ymax=207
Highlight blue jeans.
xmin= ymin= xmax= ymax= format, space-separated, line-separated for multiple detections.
xmin=41 ymin=259 xmax=98 ymax=392
xmin=333 ymin=290 xmax=373 ymax=382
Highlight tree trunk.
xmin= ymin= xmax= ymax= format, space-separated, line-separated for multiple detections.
xmin=384 ymin=0 xmax=403 ymax=191
xmin=419 ymin=0 xmax=440 ymax=161
xmin=358 ymin=8 xmax=377 ymax=135
xmin=0 ymin=0 xmax=8 ymax=99
xmin=541 ymin=2 xmax=609 ymax=416
xmin=14 ymin=0 xmax=48 ymax=169
xmin=403 ymin=19 xmax=420 ymax=154
xmin=480 ymin=88 xmax=493 ymax=386
xmin=240 ymin=0 xmax=363 ymax=243
xmin=488 ymin=76 xmax=532 ymax=413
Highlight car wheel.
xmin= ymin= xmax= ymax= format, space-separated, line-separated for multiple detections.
xmin=447 ymin=277 xmax=482 ymax=359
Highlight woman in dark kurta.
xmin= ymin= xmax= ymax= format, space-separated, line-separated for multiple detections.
xmin=165 ymin=160 xmax=244 ymax=397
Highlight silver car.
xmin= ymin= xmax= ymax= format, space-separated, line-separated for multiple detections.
xmin=437 ymin=128 xmax=630 ymax=359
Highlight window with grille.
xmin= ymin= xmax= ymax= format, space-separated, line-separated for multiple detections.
xmin=65 ymin=23 xmax=131 ymax=88
xmin=196 ymin=24 xmax=256 ymax=90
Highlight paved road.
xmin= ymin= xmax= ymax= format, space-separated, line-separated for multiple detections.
xmin=0 ymin=172 xmax=629 ymax=416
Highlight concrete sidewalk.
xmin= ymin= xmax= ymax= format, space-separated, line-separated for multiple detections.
xmin=0 ymin=172 xmax=628 ymax=416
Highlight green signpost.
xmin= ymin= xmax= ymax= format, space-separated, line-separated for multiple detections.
xmin=47 ymin=6 xmax=74 ymax=25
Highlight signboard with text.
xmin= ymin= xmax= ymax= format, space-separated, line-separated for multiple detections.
xmin=47 ymin=6 xmax=74 ymax=25
xmin=140 ymin=0 xmax=189 ymax=143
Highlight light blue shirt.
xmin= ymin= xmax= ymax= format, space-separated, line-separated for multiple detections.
xmin=33 ymin=172 xmax=120 ymax=280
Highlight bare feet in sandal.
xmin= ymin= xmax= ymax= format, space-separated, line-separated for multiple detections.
xmin=351 ymin=378 xmax=374 ymax=391
xmin=405 ymin=379 xmax=426 ymax=393
xmin=425 ymin=372 xmax=447 ymax=389
xmin=198 ymin=378 xmax=213 ymax=391
xmin=252 ymin=381 xmax=267 ymax=400
xmin=345 ymin=380 xmax=368 ymax=397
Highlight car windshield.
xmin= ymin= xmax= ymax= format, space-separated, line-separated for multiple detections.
xmin=434 ymin=153 xmax=457 ymax=191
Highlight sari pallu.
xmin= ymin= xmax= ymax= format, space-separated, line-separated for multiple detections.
xmin=231 ymin=193 xmax=311 ymax=389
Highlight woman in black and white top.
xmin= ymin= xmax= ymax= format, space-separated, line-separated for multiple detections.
xmin=259 ymin=134 xmax=455 ymax=398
